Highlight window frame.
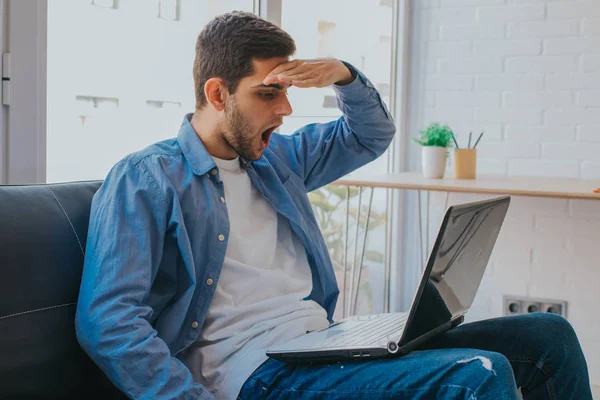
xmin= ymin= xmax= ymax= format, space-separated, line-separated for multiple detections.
xmin=5 ymin=0 xmax=47 ymax=184
xmin=0 ymin=0 xmax=7 ymax=184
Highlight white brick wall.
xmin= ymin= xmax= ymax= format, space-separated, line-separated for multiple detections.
xmin=547 ymin=1 xmax=600 ymax=19
xmin=436 ymin=91 xmax=500 ymax=107
xmin=546 ymin=73 xmax=600 ymax=90
xmin=473 ymin=38 xmax=541 ymax=56
xmin=476 ymin=107 xmax=542 ymax=123
xmin=503 ymin=91 xmax=572 ymax=107
xmin=476 ymin=74 xmax=544 ymax=91
xmin=477 ymin=5 xmax=545 ymax=22
xmin=409 ymin=0 xmax=600 ymax=386
xmin=583 ymin=161 xmax=600 ymax=179
xmin=439 ymin=57 xmax=504 ymax=74
xmin=582 ymin=18 xmax=600 ymax=36
xmin=542 ymin=142 xmax=600 ymax=161
xmin=577 ymin=90 xmax=600 ymax=107
xmin=441 ymin=0 xmax=504 ymax=6
xmin=425 ymin=75 xmax=473 ymax=90
xmin=505 ymin=126 xmax=575 ymax=143
xmin=583 ymin=54 xmax=600 ymax=71
xmin=427 ymin=40 xmax=472 ymax=58
xmin=508 ymin=21 xmax=579 ymax=38
xmin=544 ymin=37 xmax=600 ymax=55
xmin=506 ymin=55 xmax=578 ymax=73
xmin=545 ymin=108 xmax=600 ymax=125
xmin=441 ymin=24 xmax=505 ymax=40
xmin=578 ymin=126 xmax=600 ymax=142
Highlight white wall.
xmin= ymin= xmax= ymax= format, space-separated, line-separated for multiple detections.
xmin=407 ymin=0 xmax=600 ymax=388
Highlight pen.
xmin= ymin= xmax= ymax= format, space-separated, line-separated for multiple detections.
xmin=472 ymin=131 xmax=484 ymax=149
xmin=450 ymin=131 xmax=460 ymax=149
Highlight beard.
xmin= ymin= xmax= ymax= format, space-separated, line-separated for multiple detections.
xmin=221 ymin=96 xmax=260 ymax=161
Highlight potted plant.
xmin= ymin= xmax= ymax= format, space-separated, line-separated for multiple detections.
xmin=413 ymin=123 xmax=454 ymax=179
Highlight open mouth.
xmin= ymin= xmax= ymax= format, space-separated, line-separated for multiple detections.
xmin=261 ymin=124 xmax=280 ymax=148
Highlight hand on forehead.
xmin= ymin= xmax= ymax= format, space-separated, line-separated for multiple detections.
xmin=263 ymin=60 xmax=302 ymax=84
xmin=262 ymin=58 xmax=351 ymax=89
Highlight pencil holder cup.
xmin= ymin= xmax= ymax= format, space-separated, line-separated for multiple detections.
xmin=453 ymin=149 xmax=477 ymax=179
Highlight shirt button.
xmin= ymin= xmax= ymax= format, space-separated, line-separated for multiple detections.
xmin=211 ymin=169 xmax=217 ymax=176
xmin=220 ymin=197 xmax=225 ymax=203
xmin=191 ymin=321 xmax=199 ymax=329
xmin=218 ymin=234 xmax=225 ymax=241
xmin=206 ymin=278 xmax=214 ymax=286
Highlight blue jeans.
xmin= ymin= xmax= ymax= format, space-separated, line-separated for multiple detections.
xmin=238 ymin=313 xmax=592 ymax=399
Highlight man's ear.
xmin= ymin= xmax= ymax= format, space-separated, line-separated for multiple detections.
xmin=204 ymin=78 xmax=228 ymax=111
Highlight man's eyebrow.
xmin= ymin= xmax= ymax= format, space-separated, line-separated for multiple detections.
xmin=251 ymin=83 xmax=290 ymax=90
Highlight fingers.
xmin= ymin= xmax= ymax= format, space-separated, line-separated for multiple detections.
xmin=263 ymin=60 xmax=302 ymax=84
xmin=276 ymin=71 xmax=314 ymax=84
xmin=291 ymin=78 xmax=321 ymax=88
xmin=262 ymin=58 xmax=340 ymax=88
xmin=263 ymin=60 xmax=325 ymax=85
xmin=272 ymin=66 xmax=325 ymax=87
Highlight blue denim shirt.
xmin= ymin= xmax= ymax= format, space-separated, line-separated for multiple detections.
xmin=75 ymin=67 xmax=395 ymax=400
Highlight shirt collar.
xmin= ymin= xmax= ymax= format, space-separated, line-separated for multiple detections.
xmin=177 ymin=113 xmax=255 ymax=174
xmin=177 ymin=113 xmax=216 ymax=176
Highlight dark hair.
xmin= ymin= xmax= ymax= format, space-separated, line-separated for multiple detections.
xmin=193 ymin=11 xmax=296 ymax=110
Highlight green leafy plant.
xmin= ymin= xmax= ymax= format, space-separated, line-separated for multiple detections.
xmin=412 ymin=122 xmax=455 ymax=148
xmin=308 ymin=185 xmax=387 ymax=271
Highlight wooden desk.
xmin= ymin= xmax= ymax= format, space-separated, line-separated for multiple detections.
xmin=335 ymin=172 xmax=600 ymax=201
xmin=331 ymin=172 xmax=599 ymax=315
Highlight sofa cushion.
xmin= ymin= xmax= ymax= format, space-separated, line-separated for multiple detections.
xmin=0 ymin=181 xmax=126 ymax=398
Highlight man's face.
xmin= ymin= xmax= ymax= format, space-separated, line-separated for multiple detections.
xmin=220 ymin=57 xmax=293 ymax=161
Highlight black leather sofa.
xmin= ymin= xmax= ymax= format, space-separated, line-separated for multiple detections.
xmin=0 ymin=181 xmax=127 ymax=399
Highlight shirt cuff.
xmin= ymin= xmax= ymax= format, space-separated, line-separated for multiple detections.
xmin=332 ymin=62 xmax=377 ymax=101
xmin=332 ymin=61 xmax=393 ymax=120
xmin=335 ymin=61 xmax=358 ymax=86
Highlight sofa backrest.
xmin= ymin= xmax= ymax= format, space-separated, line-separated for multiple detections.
xmin=0 ymin=181 xmax=126 ymax=398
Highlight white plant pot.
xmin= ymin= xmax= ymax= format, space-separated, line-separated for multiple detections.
xmin=421 ymin=146 xmax=447 ymax=179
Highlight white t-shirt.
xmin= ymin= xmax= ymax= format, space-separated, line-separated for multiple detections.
xmin=177 ymin=156 xmax=329 ymax=400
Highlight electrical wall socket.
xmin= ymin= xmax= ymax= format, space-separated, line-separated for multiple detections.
xmin=503 ymin=296 xmax=567 ymax=318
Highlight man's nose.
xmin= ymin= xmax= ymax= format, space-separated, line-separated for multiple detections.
xmin=276 ymin=94 xmax=293 ymax=117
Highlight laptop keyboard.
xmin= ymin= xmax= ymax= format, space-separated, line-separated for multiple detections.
xmin=318 ymin=312 xmax=408 ymax=349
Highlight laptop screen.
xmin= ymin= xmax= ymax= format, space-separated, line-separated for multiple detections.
xmin=400 ymin=196 xmax=510 ymax=345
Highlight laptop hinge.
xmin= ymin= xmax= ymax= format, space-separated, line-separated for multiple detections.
xmin=451 ymin=315 xmax=465 ymax=328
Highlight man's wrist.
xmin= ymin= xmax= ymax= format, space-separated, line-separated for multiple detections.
xmin=334 ymin=61 xmax=356 ymax=86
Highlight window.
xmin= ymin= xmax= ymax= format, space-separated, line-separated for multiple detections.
xmin=158 ymin=0 xmax=180 ymax=21
xmin=75 ymin=95 xmax=120 ymax=127
xmin=322 ymin=95 xmax=337 ymax=109
xmin=379 ymin=35 xmax=392 ymax=49
xmin=281 ymin=0 xmax=394 ymax=319
xmin=376 ymin=83 xmax=390 ymax=97
xmin=91 ymin=0 xmax=118 ymax=9
xmin=317 ymin=21 xmax=336 ymax=57
xmin=146 ymin=100 xmax=183 ymax=109
xmin=46 ymin=0 xmax=254 ymax=183
xmin=76 ymin=95 xmax=120 ymax=109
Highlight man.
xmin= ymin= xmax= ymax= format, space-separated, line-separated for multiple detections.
xmin=76 ymin=11 xmax=592 ymax=400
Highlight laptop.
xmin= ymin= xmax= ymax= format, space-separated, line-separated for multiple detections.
xmin=266 ymin=195 xmax=511 ymax=362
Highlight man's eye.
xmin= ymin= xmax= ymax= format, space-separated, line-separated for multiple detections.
xmin=260 ymin=92 xmax=276 ymax=99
